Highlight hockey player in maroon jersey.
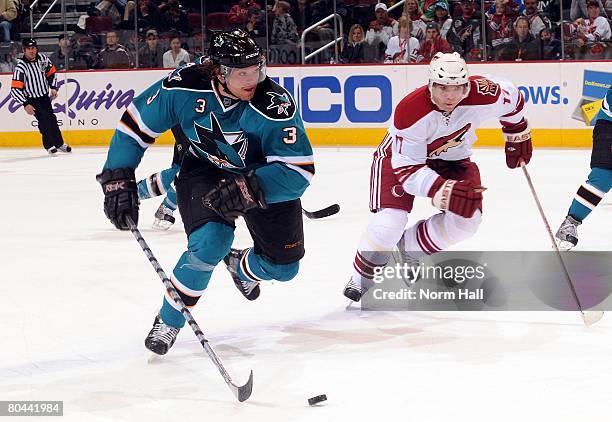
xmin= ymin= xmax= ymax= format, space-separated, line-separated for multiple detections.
xmin=344 ymin=52 xmax=532 ymax=302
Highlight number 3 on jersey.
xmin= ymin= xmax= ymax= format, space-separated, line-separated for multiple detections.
xmin=282 ymin=126 xmax=297 ymax=144
xmin=195 ymin=99 xmax=206 ymax=113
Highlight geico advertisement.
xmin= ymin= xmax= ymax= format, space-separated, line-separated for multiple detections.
xmin=0 ymin=62 xmax=610 ymax=132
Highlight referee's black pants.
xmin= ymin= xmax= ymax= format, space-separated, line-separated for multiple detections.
xmin=29 ymin=96 xmax=64 ymax=150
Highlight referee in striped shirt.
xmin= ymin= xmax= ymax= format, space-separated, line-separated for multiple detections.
xmin=11 ymin=38 xmax=71 ymax=155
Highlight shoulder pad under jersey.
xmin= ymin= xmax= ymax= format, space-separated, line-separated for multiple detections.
xmin=162 ymin=62 xmax=213 ymax=91
xmin=249 ymin=77 xmax=297 ymax=121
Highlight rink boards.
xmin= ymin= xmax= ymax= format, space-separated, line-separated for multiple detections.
xmin=0 ymin=61 xmax=609 ymax=148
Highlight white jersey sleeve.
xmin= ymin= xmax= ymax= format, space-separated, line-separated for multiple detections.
xmin=484 ymin=75 xmax=527 ymax=126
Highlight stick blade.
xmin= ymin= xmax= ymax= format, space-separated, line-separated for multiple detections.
xmin=229 ymin=370 xmax=254 ymax=402
xmin=303 ymin=204 xmax=340 ymax=219
xmin=583 ymin=311 xmax=604 ymax=326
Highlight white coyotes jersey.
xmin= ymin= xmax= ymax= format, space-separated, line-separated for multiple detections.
xmin=388 ymin=75 xmax=526 ymax=197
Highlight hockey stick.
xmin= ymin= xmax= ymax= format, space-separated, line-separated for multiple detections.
xmin=302 ymin=203 xmax=340 ymax=219
xmin=125 ymin=216 xmax=254 ymax=402
xmin=520 ymin=162 xmax=603 ymax=326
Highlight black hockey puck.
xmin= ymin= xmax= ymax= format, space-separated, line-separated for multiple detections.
xmin=308 ymin=394 xmax=327 ymax=406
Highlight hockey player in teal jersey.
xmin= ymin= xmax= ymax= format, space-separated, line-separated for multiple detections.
xmin=96 ymin=29 xmax=314 ymax=355
xmin=555 ymin=86 xmax=612 ymax=250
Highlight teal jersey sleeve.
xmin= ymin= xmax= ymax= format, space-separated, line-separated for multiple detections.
xmin=246 ymin=79 xmax=315 ymax=203
xmin=596 ymin=87 xmax=612 ymax=123
xmin=103 ymin=77 xmax=181 ymax=170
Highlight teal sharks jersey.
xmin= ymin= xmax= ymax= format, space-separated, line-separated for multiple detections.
xmin=103 ymin=63 xmax=314 ymax=203
xmin=596 ymin=86 xmax=612 ymax=123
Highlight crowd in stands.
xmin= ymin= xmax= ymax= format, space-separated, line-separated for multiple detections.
xmin=0 ymin=0 xmax=611 ymax=71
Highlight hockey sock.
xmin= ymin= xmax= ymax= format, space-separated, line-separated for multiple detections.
xmin=162 ymin=187 xmax=178 ymax=212
xmin=235 ymin=248 xmax=299 ymax=283
xmin=160 ymin=222 xmax=234 ymax=328
xmin=567 ymin=167 xmax=612 ymax=222
xmin=401 ymin=210 xmax=482 ymax=254
xmin=351 ymin=208 xmax=409 ymax=286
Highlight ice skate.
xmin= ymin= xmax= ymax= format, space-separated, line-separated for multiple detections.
xmin=58 ymin=143 xmax=72 ymax=153
xmin=223 ymin=248 xmax=260 ymax=301
xmin=555 ymin=215 xmax=580 ymax=251
xmin=152 ymin=203 xmax=175 ymax=230
xmin=144 ymin=314 xmax=180 ymax=355
xmin=343 ymin=277 xmax=370 ymax=302
xmin=47 ymin=146 xmax=58 ymax=155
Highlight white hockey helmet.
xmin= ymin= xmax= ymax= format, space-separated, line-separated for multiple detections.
xmin=428 ymin=52 xmax=469 ymax=88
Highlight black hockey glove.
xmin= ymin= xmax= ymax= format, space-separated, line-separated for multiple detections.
xmin=96 ymin=168 xmax=139 ymax=230
xmin=202 ymin=170 xmax=268 ymax=218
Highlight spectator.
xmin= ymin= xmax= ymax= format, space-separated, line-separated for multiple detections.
xmin=432 ymin=2 xmax=453 ymax=38
xmin=341 ymin=23 xmax=366 ymax=63
xmin=311 ymin=0 xmax=348 ymax=24
xmin=244 ymin=7 xmax=264 ymax=38
xmin=163 ymin=5 xmax=189 ymax=34
xmin=163 ymin=34 xmax=189 ymax=68
xmin=570 ymin=0 xmax=607 ymax=20
xmin=73 ymin=35 xmax=96 ymax=68
xmin=123 ymin=0 xmax=162 ymax=32
xmin=96 ymin=30 xmax=132 ymax=69
xmin=417 ymin=21 xmax=453 ymax=61
xmin=270 ymin=0 xmax=299 ymax=45
xmin=447 ymin=0 xmax=482 ymax=58
xmin=291 ymin=0 xmax=313 ymax=33
xmin=604 ymin=0 xmax=612 ymax=16
xmin=384 ymin=16 xmax=420 ymax=62
xmin=138 ymin=29 xmax=163 ymax=68
xmin=49 ymin=35 xmax=68 ymax=69
xmin=539 ymin=27 xmax=561 ymax=59
xmin=0 ymin=0 xmax=17 ymax=42
xmin=157 ymin=0 xmax=180 ymax=15
xmin=0 ymin=41 xmax=17 ymax=72
xmin=307 ymin=0 xmax=347 ymax=50
xmin=487 ymin=0 xmax=525 ymax=16
xmin=497 ymin=16 xmax=540 ymax=60
xmin=572 ymin=0 xmax=611 ymax=45
xmin=522 ymin=0 xmax=551 ymax=37
xmin=403 ymin=0 xmax=427 ymax=40
xmin=95 ymin=0 xmax=127 ymax=26
xmin=488 ymin=0 xmax=520 ymax=54
xmin=537 ymin=0 xmax=561 ymax=21
xmin=366 ymin=3 xmax=399 ymax=50
xmin=228 ymin=0 xmax=260 ymax=26
xmin=420 ymin=0 xmax=450 ymax=20
xmin=50 ymin=35 xmax=84 ymax=70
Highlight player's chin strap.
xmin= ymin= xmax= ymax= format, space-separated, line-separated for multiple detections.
xmin=215 ymin=76 xmax=240 ymax=101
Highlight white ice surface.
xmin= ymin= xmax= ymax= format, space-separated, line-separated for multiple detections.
xmin=1 ymin=147 xmax=611 ymax=422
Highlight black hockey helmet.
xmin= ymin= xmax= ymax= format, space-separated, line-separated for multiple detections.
xmin=22 ymin=38 xmax=37 ymax=48
xmin=208 ymin=29 xmax=263 ymax=69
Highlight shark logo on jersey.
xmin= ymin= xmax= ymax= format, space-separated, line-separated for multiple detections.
xmin=474 ymin=78 xmax=499 ymax=97
xmin=190 ymin=112 xmax=248 ymax=169
xmin=168 ymin=62 xmax=196 ymax=82
xmin=266 ymin=91 xmax=292 ymax=116
xmin=427 ymin=124 xmax=471 ymax=157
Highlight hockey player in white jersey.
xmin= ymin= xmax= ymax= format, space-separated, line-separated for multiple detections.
xmin=344 ymin=52 xmax=532 ymax=301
